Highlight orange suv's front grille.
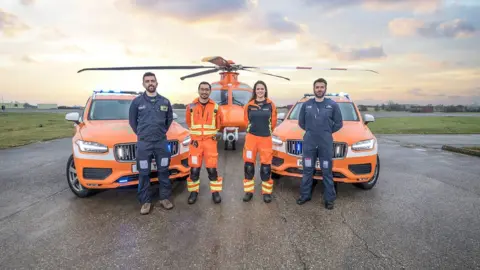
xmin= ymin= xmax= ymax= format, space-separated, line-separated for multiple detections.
xmin=114 ymin=140 xmax=179 ymax=162
xmin=286 ymin=140 xmax=347 ymax=159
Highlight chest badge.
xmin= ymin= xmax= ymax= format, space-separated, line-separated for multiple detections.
xmin=160 ymin=105 xmax=168 ymax=111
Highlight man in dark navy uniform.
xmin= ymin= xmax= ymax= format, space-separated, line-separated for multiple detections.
xmin=129 ymin=72 xmax=174 ymax=214
xmin=297 ymin=78 xmax=343 ymax=210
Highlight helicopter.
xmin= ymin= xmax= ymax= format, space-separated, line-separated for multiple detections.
xmin=77 ymin=56 xmax=378 ymax=150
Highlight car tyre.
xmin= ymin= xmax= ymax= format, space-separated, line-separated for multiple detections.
xmin=271 ymin=172 xmax=281 ymax=179
xmin=66 ymin=154 xmax=95 ymax=198
xmin=354 ymin=155 xmax=380 ymax=190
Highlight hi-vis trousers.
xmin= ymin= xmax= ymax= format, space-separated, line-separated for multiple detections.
xmin=242 ymin=133 xmax=273 ymax=194
xmin=187 ymin=137 xmax=223 ymax=193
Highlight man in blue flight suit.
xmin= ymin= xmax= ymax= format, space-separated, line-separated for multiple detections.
xmin=129 ymin=72 xmax=174 ymax=215
xmin=297 ymin=78 xmax=343 ymax=210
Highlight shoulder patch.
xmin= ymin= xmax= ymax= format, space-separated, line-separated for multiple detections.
xmin=160 ymin=105 xmax=168 ymax=111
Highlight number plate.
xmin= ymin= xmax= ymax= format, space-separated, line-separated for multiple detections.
xmin=297 ymin=159 xmax=321 ymax=168
xmin=132 ymin=161 xmax=157 ymax=173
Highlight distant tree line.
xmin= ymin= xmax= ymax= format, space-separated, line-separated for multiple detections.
xmin=358 ymin=101 xmax=480 ymax=113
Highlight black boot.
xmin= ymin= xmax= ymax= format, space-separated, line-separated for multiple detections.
xmin=325 ymin=201 xmax=334 ymax=210
xmin=296 ymin=197 xmax=311 ymax=205
xmin=243 ymin=192 xmax=253 ymax=202
xmin=263 ymin=194 xmax=272 ymax=203
xmin=188 ymin=192 xmax=198 ymax=204
xmin=212 ymin=192 xmax=221 ymax=204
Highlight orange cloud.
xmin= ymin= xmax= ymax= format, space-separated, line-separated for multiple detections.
xmin=115 ymin=0 xmax=253 ymax=23
xmin=302 ymin=0 xmax=442 ymax=14
xmin=0 ymin=9 xmax=29 ymax=37
xmin=389 ymin=18 xmax=477 ymax=38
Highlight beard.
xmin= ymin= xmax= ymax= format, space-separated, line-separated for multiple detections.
xmin=146 ymin=85 xmax=156 ymax=93
xmin=314 ymin=90 xmax=325 ymax=98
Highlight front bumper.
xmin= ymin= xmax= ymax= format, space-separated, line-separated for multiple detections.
xmin=271 ymin=143 xmax=378 ymax=183
xmin=73 ymin=144 xmax=190 ymax=189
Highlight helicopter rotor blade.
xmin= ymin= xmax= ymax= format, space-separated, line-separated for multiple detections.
xmin=201 ymin=56 xmax=231 ymax=67
xmin=241 ymin=68 xmax=290 ymax=81
xmin=180 ymin=68 xmax=220 ymax=80
xmin=77 ymin=65 xmax=215 ymax=73
xmin=250 ymin=66 xmax=379 ymax=74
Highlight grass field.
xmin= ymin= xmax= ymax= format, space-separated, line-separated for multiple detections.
xmin=368 ymin=116 xmax=480 ymax=134
xmin=0 ymin=112 xmax=74 ymax=149
xmin=0 ymin=113 xmax=479 ymax=149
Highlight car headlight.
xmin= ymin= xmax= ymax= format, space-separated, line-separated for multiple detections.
xmin=272 ymin=135 xmax=283 ymax=145
xmin=182 ymin=135 xmax=191 ymax=146
xmin=76 ymin=140 xmax=108 ymax=153
xmin=352 ymin=139 xmax=375 ymax=151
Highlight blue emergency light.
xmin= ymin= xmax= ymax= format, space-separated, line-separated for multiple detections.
xmin=93 ymin=90 xmax=142 ymax=95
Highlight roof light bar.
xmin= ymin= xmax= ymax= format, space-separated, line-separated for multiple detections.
xmin=303 ymin=92 xmax=350 ymax=99
xmin=93 ymin=90 xmax=142 ymax=95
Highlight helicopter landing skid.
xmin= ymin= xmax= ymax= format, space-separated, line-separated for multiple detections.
xmin=223 ymin=127 xmax=238 ymax=150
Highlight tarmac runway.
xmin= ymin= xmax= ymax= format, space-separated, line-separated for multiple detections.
xmin=0 ymin=125 xmax=479 ymax=269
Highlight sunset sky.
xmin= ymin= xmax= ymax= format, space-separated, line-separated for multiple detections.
xmin=1 ymin=0 xmax=479 ymax=106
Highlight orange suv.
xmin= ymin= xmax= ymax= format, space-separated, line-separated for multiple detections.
xmin=65 ymin=90 xmax=191 ymax=197
xmin=271 ymin=93 xmax=380 ymax=190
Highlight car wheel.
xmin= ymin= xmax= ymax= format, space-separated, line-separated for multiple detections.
xmin=66 ymin=154 xmax=95 ymax=198
xmin=354 ymin=155 xmax=380 ymax=190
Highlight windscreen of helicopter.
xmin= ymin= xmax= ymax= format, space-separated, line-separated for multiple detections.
xmin=209 ymin=89 xmax=252 ymax=106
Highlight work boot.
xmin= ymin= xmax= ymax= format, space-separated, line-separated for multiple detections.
xmin=263 ymin=194 xmax=272 ymax=203
xmin=296 ymin=197 xmax=311 ymax=205
xmin=159 ymin=199 xmax=174 ymax=210
xmin=243 ymin=192 xmax=253 ymax=202
xmin=325 ymin=201 xmax=334 ymax=210
xmin=212 ymin=192 xmax=221 ymax=204
xmin=188 ymin=192 xmax=198 ymax=204
xmin=140 ymin=203 xmax=151 ymax=215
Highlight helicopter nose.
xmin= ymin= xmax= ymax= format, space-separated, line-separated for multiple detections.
xmin=219 ymin=105 xmax=244 ymax=128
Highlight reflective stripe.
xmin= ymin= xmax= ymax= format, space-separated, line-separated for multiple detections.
xmin=210 ymin=177 xmax=223 ymax=191
xmin=187 ymin=180 xmax=200 ymax=192
xmin=243 ymin=179 xmax=255 ymax=192
xmin=190 ymin=103 xmax=219 ymax=136
xmin=261 ymin=180 xmax=273 ymax=194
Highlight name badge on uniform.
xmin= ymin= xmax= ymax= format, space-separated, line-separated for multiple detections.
xmin=160 ymin=105 xmax=168 ymax=111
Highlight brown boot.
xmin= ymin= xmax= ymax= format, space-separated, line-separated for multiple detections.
xmin=140 ymin=203 xmax=151 ymax=215
xmin=159 ymin=199 xmax=174 ymax=210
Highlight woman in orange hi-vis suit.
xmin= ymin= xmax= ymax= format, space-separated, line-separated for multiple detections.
xmin=242 ymin=80 xmax=277 ymax=203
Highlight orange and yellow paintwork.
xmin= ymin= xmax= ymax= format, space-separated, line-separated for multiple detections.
xmin=271 ymin=95 xmax=379 ymax=186
xmin=69 ymin=93 xmax=190 ymax=191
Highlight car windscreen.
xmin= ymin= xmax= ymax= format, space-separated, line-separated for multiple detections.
xmin=287 ymin=101 xmax=359 ymax=121
xmin=209 ymin=89 xmax=252 ymax=106
xmin=88 ymin=99 xmax=132 ymax=120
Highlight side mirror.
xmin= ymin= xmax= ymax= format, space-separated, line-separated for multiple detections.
xmin=65 ymin=112 xmax=80 ymax=124
xmin=173 ymin=112 xmax=178 ymax=120
xmin=277 ymin=112 xmax=285 ymax=121
xmin=364 ymin=113 xmax=375 ymax=125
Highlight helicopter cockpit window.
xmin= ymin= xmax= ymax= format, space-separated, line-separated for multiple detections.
xmin=232 ymin=90 xmax=252 ymax=106
xmin=210 ymin=90 xmax=228 ymax=105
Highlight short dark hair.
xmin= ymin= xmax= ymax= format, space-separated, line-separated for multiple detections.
xmin=250 ymin=80 xmax=268 ymax=101
xmin=143 ymin=72 xmax=156 ymax=81
xmin=313 ymin=78 xmax=327 ymax=87
xmin=198 ymin=81 xmax=211 ymax=90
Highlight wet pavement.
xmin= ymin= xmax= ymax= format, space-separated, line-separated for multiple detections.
xmin=1 ymin=131 xmax=480 ymax=269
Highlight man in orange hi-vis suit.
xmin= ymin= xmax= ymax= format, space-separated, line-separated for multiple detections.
xmin=185 ymin=81 xmax=223 ymax=204
xmin=242 ymin=80 xmax=277 ymax=203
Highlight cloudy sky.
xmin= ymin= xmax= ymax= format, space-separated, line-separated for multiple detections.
xmin=1 ymin=0 xmax=479 ymax=106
